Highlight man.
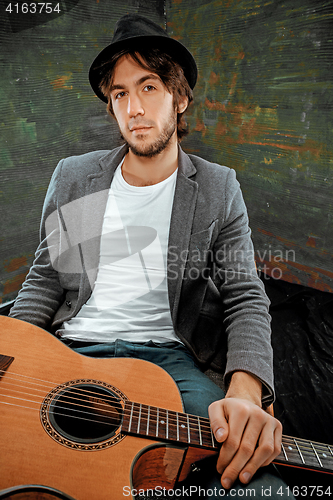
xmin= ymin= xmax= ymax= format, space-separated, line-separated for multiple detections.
xmin=10 ymin=14 xmax=289 ymax=498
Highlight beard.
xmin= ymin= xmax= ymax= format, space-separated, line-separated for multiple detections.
xmin=122 ymin=110 xmax=177 ymax=158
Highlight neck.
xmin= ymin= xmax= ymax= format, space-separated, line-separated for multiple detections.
xmin=122 ymin=136 xmax=179 ymax=187
xmin=121 ymin=400 xmax=333 ymax=475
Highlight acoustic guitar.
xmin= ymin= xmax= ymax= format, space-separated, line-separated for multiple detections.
xmin=0 ymin=317 xmax=332 ymax=499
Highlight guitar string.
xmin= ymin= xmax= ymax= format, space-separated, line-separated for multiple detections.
xmin=281 ymin=435 xmax=333 ymax=461
xmin=0 ymin=395 xmax=215 ymax=447
xmin=0 ymin=381 xmax=210 ymax=437
xmin=0 ymin=377 xmax=125 ymax=414
xmin=0 ymin=387 xmax=123 ymax=423
xmin=1 ymin=400 xmax=331 ymax=471
xmin=0 ymin=396 xmax=332 ymax=467
xmin=0 ymin=399 xmax=128 ymax=428
xmin=0 ymin=371 xmax=308 ymax=443
xmin=1 ymin=369 xmax=200 ymax=418
xmin=1 ymin=369 xmax=319 ymax=444
xmin=1 ymin=370 xmax=332 ymax=461
xmin=1 ymin=370 xmax=332 ymax=459
xmin=0 ymin=369 xmax=215 ymax=432
xmin=0 ymin=400 xmax=214 ymax=447
xmin=0 ymin=373 xmax=213 ymax=428
xmin=0 ymin=374 xmax=216 ymax=440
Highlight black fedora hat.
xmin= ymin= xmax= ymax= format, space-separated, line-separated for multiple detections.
xmin=89 ymin=14 xmax=197 ymax=103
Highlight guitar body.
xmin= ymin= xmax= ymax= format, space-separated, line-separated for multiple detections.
xmin=0 ymin=317 xmax=214 ymax=500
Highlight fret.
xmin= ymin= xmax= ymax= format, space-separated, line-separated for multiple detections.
xmin=198 ymin=416 xmax=215 ymax=448
xmin=197 ymin=416 xmax=202 ymax=446
xmin=131 ymin=402 xmax=140 ymax=434
xmin=176 ymin=412 xmax=179 ymax=441
xmin=156 ymin=408 xmax=168 ymax=440
xmin=187 ymin=414 xmax=191 ymax=444
xmin=281 ymin=443 xmax=288 ymax=461
xmin=128 ymin=402 xmax=134 ymax=432
xmin=300 ymin=441 xmax=324 ymax=469
xmin=314 ymin=443 xmax=333 ymax=470
xmin=137 ymin=404 xmax=142 ymax=434
xmin=311 ymin=442 xmax=323 ymax=468
xmin=167 ymin=409 xmax=178 ymax=441
xmin=279 ymin=440 xmax=302 ymax=465
xmin=294 ymin=438 xmax=305 ymax=464
xmin=121 ymin=401 xmax=131 ymax=433
xmin=329 ymin=445 xmax=333 ymax=457
xmin=177 ymin=414 xmax=188 ymax=443
xmin=147 ymin=407 xmax=157 ymax=438
xmin=211 ymin=427 xmax=216 ymax=448
xmin=166 ymin=409 xmax=169 ymax=440
xmin=188 ymin=414 xmax=201 ymax=446
xmin=146 ymin=406 xmax=150 ymax=436
xmin=156 ymin=408 xmax=159 ymax=437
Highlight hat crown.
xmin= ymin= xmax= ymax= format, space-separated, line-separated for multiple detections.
xmin=89 ymin=14 xmax=197 ymax=102
xmin=112 ymin=14 xmax=168 ymax=43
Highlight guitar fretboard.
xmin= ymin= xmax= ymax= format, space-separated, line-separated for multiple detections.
xmin=122 ymin=401 xmax=217 ymax=450
xmin=275 ymin=436 xmax=333 ymax=473
xmin=122 ymin=401 xmax=333 ymax=474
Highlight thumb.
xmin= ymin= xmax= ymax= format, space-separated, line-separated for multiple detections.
xmin=208 ymin=400 xmax=229 ymax=444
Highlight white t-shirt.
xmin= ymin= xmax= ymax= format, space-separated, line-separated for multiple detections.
xmin=60 ymin=162 xmax=180 ymax=344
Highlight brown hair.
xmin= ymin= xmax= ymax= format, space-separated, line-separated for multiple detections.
xmin=99 ymin=47 xmax=193 ymax=140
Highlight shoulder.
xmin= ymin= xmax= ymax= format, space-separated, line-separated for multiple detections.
xmin=59 ymin=148 xmax=116 ymax=176
xmin=43 ymin=146 xmax=126 ymax=209
xmin=188 ymin=152 xmax=231 ymax=176
xmin=186 ymin=152 xmax=239 ymax=192
xmin=49 ymin=145 xmax=126 ymax=188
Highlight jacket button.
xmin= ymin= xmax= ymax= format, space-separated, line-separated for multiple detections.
xmin=65 ymin=300 xmax=72 ymax=308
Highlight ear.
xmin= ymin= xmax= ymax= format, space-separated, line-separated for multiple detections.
xmin=177 ymin=96 xmax=188 ymax=114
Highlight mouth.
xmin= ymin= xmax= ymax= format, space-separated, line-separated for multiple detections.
xmin=130 ymin=125 xmax=152 ymax=133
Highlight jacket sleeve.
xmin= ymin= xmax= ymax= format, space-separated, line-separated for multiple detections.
xmin=9 ymin=160 xmax=66 ymax=330
xmin=214 ymin=169 xmax=274 ymax=405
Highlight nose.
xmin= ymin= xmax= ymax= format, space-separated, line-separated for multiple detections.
xmin=127 ymin=92 xmax=144 ymax=118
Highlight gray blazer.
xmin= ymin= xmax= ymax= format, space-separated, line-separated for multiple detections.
xmin=9 ymin=145 xmax=273 ymax=404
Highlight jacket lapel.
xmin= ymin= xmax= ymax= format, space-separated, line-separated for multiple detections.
xmin=168 ymin=147 xmax=198 ymax=323
xmin=79 ymin=145 xmax=128 ymax=305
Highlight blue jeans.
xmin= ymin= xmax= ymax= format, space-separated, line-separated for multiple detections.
xmin=73 ymin=339 xmax=292 ymax=499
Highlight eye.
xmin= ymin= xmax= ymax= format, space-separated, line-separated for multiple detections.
xmin=114 ymin=91 xmax=126 ymax=100
xmin=143 ymin=85 xmax=156 ymax=92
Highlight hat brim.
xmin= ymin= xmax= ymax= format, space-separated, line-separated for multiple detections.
xmin=89 ymin=35 xmax=197 ymax=103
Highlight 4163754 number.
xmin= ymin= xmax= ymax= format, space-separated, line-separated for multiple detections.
xmin=5 ymin=3 xmax=61 ymax=14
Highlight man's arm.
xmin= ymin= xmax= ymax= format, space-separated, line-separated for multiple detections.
xmin=209 ymin=371 xmax=282 ymax=489
xmin=9 ymin=160 xmax=65 ymax=329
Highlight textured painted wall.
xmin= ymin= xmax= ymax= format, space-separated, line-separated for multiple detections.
xmin=1 ymin=0 xmax=333 ymax=306
xmin=0 ymin=0 xmax=165 ymax=304
xmin=168 ymin=0 xmax=333 ymax=292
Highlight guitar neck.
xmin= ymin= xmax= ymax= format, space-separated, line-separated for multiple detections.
xmin=122 ymin=401 xmax=333 ymax=474
xmin=275 ymin=435 xmax=333 ymax=474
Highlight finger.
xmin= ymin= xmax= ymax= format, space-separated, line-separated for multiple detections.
xmin=261 ymin=418 xmax=282 ymax=466
xmin=208 ymin=400 xmax=229 ymax=443
xmin=219 ymin=406 xmax=264 ymax=488
xmin=216 ymin=400 xmax=256 ymax=477
xmin=238 ymin=418 xmax=282 ymax=485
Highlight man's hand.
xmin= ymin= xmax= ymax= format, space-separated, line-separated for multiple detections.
xmin=208 ymin=371 xmax=282 ymax=489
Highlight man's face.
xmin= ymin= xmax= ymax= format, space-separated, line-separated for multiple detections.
xmin=110 ymin=55 xmax=178 ymax=158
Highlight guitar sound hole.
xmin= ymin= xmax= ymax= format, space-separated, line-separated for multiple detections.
xmin=49 ymin=384 xmax=123 ymax=444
